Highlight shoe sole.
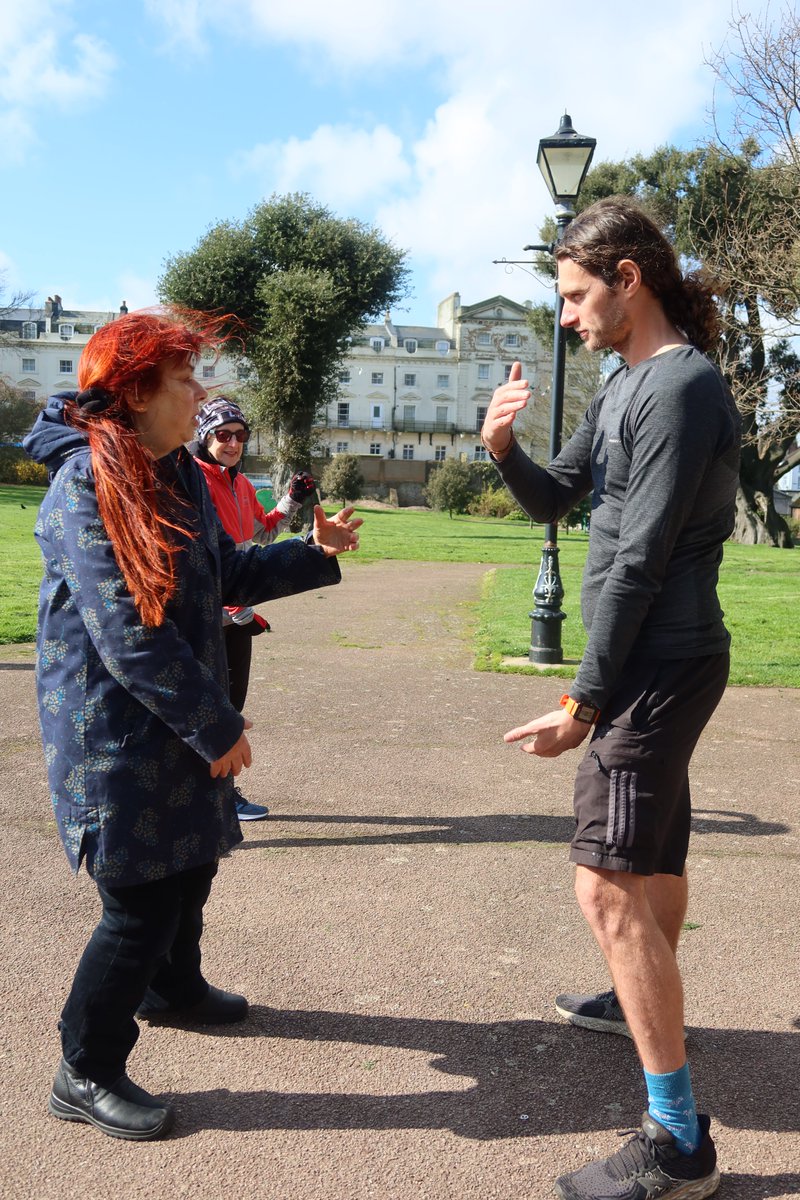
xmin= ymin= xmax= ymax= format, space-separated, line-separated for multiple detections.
xmin=237 ymin=812 xmax=270 ymax=821
xmin=556 ymin=1167 xmax=720 ymax=1200
xmin=137 ymin=1009 xmax=248 ymax=1026
xmin=48 ymin=1093 xmax=174 ymax=1141
xmin=555 ymin=1002 xmax=633 ymax=1039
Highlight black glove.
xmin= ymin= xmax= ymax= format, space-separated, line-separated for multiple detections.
xmin=288 ymin=471 xmax=316 ymax=503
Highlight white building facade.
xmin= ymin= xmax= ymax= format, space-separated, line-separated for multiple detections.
xmin=316 ymin=292 xmax=546 ymax=464
xmin=1 ymin=291 xmax=549 ymax=468
xmin=0 ymin=296 xmax=130 ymax=406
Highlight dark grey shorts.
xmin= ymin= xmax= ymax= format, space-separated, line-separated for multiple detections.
xmin=570 ymin=652 xmax=730 ymax=877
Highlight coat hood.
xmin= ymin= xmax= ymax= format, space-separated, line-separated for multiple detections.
xmin=23 ymin=392 xmax=87 ymax=479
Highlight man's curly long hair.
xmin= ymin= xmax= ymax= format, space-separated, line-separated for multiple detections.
xmin=67 ymin=308 xmax=232 ymax=626
xmin=555 ymin=196 xmax=720 ymax=353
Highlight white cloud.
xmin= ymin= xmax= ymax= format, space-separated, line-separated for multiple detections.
xmin=145 ymin=0 xmax=754 ymax=317
xmin=61 ymin=273 xmax=159 ymax=315
xmin=232 ymin=124 xmax=411 ymax=208
xmin=0 ymin=2 xmax=115 ymax=164
xmin=146 ymin=0 xmax=459 ymax=67
xmin=0 ymin=110 xmax=36 ymax=167
xmin=143 ymin=0 xmax=207 ymax=54
xmin=116 ymin=273 xmax=159 ymax=313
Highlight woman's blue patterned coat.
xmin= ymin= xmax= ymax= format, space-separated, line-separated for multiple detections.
xmin=24 ymin=396 xmax=341 ymax=887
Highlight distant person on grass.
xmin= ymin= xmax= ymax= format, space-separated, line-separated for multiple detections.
xmin=23 ymin=309 xmax=360 ymax=1142
xmin=192 ymin=395 xmax=317 ymax=821
xmin=482 ymin=197 xmax=740 ymax=1200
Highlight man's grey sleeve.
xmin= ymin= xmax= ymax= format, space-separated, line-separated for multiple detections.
xmin=493 ymin=419 xmax=594 ymax=522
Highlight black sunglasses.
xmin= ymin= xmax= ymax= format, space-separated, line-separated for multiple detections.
xmin=213 ymin=428 xmax=249 ymax=444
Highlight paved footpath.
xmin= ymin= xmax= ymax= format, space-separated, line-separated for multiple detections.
xmin=1 ymin=560 xmax=799 ymax=1200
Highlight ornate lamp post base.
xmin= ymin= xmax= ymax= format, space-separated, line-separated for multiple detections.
xmin=529 ymin=540 xmax=566 ymax=664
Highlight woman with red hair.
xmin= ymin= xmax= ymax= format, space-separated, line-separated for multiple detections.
xmin=24 ymin=309 xmax=360 ymax=1142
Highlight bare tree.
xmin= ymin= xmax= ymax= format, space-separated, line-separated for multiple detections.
xmin=0 ymin=271 xmax=36 ymax=344
xmin=518 ymin=305 xmax=603 ymax=462
xmin=708 ymin=5 xmax=800 ymax=168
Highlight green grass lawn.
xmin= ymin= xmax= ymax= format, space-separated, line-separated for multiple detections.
xmin=474 ymin=548 xmax=800 ymax=688
xmin=2 ymin=487 xmax=797 ymax=688
xmin=0 ymin=484 xmax=48 ymax=643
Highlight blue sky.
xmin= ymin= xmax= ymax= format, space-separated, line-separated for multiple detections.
xmin=0 ymin=0 xmax=768 ymax=326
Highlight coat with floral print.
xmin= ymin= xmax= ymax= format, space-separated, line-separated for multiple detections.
xmin=24 ymin=395 xmax=341 ymax=887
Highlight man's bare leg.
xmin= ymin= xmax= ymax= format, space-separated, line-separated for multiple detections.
xmin=645 ymin=870 xmax=688 ymax=955
xmin=573 ymin=865 xmax=686 ymax=1071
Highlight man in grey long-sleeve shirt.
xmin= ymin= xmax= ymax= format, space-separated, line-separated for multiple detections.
xmin=483 ymin=197 xmax=740 ymax=1200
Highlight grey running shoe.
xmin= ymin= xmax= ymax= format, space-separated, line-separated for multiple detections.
xmin=555 ymin=1111 xmax=720 ymax=1200
xmin=555 ymin=988 xmax=632 ymax=1038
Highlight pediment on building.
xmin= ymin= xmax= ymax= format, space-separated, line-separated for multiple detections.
xmin=458 ymin=295 xmax=530 ymax=323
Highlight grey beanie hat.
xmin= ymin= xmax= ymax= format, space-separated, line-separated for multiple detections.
xmin=196 ymin=397 xmax=250 ymax=444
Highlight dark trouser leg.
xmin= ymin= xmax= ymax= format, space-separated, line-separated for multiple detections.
xmin=147 ymin=862 xmax=218 ymax=1005
xmin=224 ymin=622 xmax=253 ymax=713
xmin=59 ymin=862 xmax=217 ymax=1086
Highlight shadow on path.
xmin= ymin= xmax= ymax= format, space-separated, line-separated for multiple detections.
xmin=238 ymin=808 xmax=789 ymax=851
xmin=171 ymin=1008 xmax=800 ymax=1142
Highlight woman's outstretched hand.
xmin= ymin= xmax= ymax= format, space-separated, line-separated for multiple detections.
xmin=312 ymin=505 xmax=362 ymax=556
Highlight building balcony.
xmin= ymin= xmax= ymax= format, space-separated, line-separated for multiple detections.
xmin=314 ymin=415 xmax=486 ymax=436
xmin=392 ymin=419 xmax=459 ymax=435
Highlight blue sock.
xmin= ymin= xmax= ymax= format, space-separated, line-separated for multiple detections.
xmin=643 ymin=1063 xmax=701 ymax=1154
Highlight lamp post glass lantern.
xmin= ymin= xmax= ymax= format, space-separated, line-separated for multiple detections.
xmin=529 ymin=113 xmax=596 ymax=665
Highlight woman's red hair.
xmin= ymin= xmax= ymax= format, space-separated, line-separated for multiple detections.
xmin=67 ymin=308 xmax=235 ymax=626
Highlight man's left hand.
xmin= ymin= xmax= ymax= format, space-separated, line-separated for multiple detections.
xmin=312 ymin=504 xmax=363 ymax=556
xmin=504 ymin=708 xmax=593 ymax=758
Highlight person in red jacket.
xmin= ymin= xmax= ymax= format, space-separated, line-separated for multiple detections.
xmin=194 ymin=396 xmax=316 ymax=821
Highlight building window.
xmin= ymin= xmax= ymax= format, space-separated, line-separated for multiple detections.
xmin=434 ymin=445 xmax=446 ymax=461
xmin=437 ymin=374 xmax=450 ymax=389
xmin=58 ymin=323 xmax=74 ymax=341
xmin=337 ymin=402 xmax=350 ymax=427
xmin=402 ymin=444 xmax=414 ymax=460
xmin=369 ymin=443 xmax=382 ymax=455
xmin=404 ymin=373 xmax=416 ymax=387
xmin=478 ymin=363 xmax=490 ymax=381
xmin=474 ymin=445 xmax=488 ymax=461
xmin=505 ymin=333 xmax=520 ymax=347
xmin=338 ymin=370 xmax=351 ymax=383
xmin=335 ymin=441 xmax=349 ymax=453
xmin=202 ymin=365 xmax=215 ymax=379
xmin=404 ymin=338 xmax=417 ymax=354
xmin=504 ymin=364 xmax=514 ymax=382
xmin=21 ymin=389 xmax=37 ymax=401
xmin=370 ymin=337 xmax=384 ymax=352
xmin=21 ymin=321 xmax=37 ymax=340
xmin=59 ymin=359 xmax=74 ymax=374
xmin=477 ymin=331 xmax=492 ymax=346
xmin=435 ymin=405 xmax=448 ymax=427
xmin=371 ymin=372 xmax=384 ymax=385
xmin=403 ymin=404 xmax=416 ymax=428
xmin=476 ymin=405 xmax=488 ymax=431
xmin=21 ymin=358 xmax=36 ymax=372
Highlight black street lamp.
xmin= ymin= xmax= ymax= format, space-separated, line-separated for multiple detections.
xmin=529 ymin=113 xmax=596 ymax=664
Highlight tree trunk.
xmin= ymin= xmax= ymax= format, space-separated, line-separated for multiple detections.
xmin=732 ymin=482 xmax=794 ymax=547
xmin=271 ymin=430 xmax=317 ymax=533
